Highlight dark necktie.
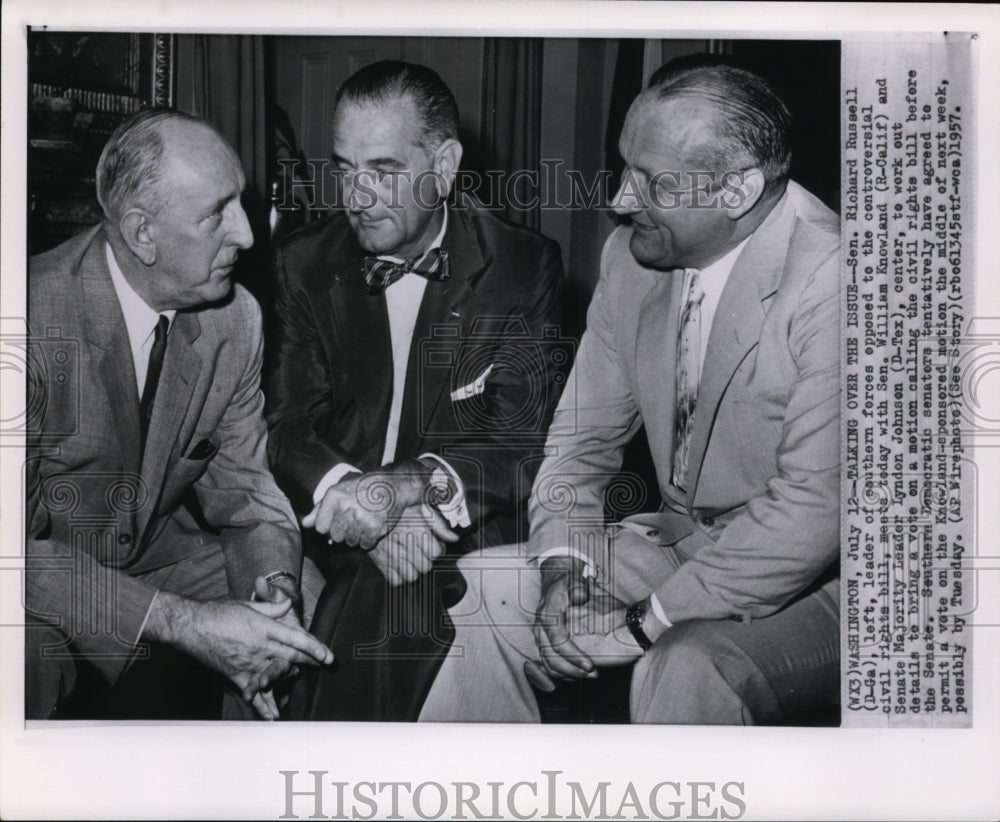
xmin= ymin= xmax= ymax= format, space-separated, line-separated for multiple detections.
xmin=671 ymin=271 xmax=704 ymax=491
xmin=139 ymin=315 xmax=169 ymax=451
xmin=363 ymin=248 xmax=449 ymax=296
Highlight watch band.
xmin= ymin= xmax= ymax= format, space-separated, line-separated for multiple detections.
xmin=427 ymin=466 xmax=458 ymax=508
xmin=625 ymin=600 xmax=653 ymax=652
xmin=251 ymin=571 xmax=299 ymax=602
xmin=263 ymin=570 xmax=298 ymax=588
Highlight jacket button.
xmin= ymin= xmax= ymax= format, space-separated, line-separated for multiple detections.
xmin=701 ymin=516 xmax=715 ymax=527
xmin=118 ymin=533 xmax=132 ymax=545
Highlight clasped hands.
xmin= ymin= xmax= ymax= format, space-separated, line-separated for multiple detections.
xmin=302 ymin=459 xmax=459 ymax=586
xmin=523 ymin=556 xmax=662 ymax=693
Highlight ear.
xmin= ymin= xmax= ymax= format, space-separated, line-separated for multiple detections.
xmin=720 ymin=168 xmax=766 ymax=220
xmin=118 ymin=209 xmax=158 ymax=266
xmin=431 ymin=138 xmax=463 ymax=199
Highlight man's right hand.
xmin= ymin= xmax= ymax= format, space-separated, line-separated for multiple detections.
xmin=523 ymin=556 xmax=595 ymax=693
xmin=144 ymin=591 xmax=334 ymax=718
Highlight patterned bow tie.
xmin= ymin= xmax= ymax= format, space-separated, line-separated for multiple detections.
xmin=363 ymin=248 xmax=450 ymax=295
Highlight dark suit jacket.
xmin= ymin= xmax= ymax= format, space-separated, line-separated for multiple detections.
xmin=26 ymin=226 xmax=302 ymax=683
xmin=266 ymin=201 xmax=566 ymax=546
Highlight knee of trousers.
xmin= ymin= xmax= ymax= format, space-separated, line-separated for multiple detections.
xmin=454 ymin=546 xmax=538 ymax=625
xmin=458 ymin=546 xmax=538 ymax=615
xmin=630 ymin=622 xmax=773 ymax=724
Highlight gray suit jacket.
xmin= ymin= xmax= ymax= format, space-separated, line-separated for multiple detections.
xmin=529 ymin=182 xmax=840 ymax=623
xmin=27 ymin=226 xmax=301 ymax=682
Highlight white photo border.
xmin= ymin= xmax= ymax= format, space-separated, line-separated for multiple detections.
xmin=2 ymin=2 xmax=999 ymax=820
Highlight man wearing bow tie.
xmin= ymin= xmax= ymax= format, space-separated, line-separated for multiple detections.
xmin=265 ymin=60 xmax=565 ymax=720
xmin=26 ymin=110 xmax=333 ymax=720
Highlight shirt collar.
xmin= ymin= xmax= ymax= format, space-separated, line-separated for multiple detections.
xmin=687 ymin=234 xmax=751 ymax=307
xmin=378 ymin=205 xmax=449 ymax=264
xmin=105 ymin=242 xmax=176 ymax=345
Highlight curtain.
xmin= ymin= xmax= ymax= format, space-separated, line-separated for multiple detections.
xmin=604 ymin=39 xmax=646 ymax=193
xmin=176 ymin=34 xmax=274 ymax=303
xmin=479 ymin=38 xmax=543 ymax=230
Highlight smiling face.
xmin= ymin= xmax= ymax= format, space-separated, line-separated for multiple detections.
xmin=611 ymin=92 xmax=741 ymax=271
xmin=143 ymin=123 xmax=253 ymax=310
xmin=332 ymin=96 xmax=448 ymax=260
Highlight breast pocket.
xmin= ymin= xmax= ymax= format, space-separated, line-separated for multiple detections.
xmin=162 ymin=438 xmax=219 ymax=500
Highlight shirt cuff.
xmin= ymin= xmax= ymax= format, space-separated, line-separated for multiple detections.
xmin=648 ymin=593 xmax=673 ymax=628
xmin=313 ymin=463 xmax=363 ymax=506
xmin=532 ymin=547 xmax=598 ymax=580
xmin=419 ymin=453 xmax=471 ymax=528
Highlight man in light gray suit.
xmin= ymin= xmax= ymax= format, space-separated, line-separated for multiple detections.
xmin=25 ymin=109 xmax=332 ymax=720
xmin=420 ymin=60 xmax=840 ymax=724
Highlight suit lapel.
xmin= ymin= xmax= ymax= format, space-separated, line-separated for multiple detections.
xmin=396 ymin=208 xmax=488 ymax=458
xmin=687 ymin=192 xmax=796 ymax=502
xmin=327 ymin=236 xmax=394 ymax=443
xmin=136 ymin=311 xmax=202 ymax=539
xmin=79 ymin=231 xmax=142 ymax=477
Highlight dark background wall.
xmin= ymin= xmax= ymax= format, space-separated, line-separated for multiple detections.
xmin=29 ymin=33 xmax=840 ymax=334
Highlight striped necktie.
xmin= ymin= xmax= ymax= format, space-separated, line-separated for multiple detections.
xmin=671 ymin=270 xmax=704 ymax=491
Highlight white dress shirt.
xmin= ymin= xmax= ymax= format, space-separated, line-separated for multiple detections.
xmin=536 ymin=235 xmax=751 ymax=628
xmin=105 ymin=243 xmax=175 ymax=393
xmin=382 ymin=263 xmax=432 ymax=465
xmin=312 ymin=208 xmax=471 ymax=528
xmin=684 ymin=236 xmax=749 ymax=377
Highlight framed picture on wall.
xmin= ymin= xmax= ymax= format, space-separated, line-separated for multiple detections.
xmin=28 ymin=31 xmax=175 ymax=253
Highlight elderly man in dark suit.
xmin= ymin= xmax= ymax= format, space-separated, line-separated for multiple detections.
xmin=421 ymin=60 xmax=840 ymax=724
xmin=266 ymin=60 xmax=566 ymax=720
xmin=26 ymin=109 xmax=332 ymax=720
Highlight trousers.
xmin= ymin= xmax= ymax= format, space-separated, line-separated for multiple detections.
xmin=286 ymin=535 xmax=468 ymax=722
xmin=420 ymin=536 xmax=839 ymax=724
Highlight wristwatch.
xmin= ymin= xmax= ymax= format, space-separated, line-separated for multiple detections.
xmin=251 ymin=570 xmax=301 ymax=606
xmin=625 ymin=599 xmax=653 ymax=652
xmin=423 ymin=461 xmax=469 ymax=528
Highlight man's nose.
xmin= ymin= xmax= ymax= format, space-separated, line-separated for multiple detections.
xmin=347 ymin=183 xmax=365 ymax=214
xmin=609 ymin=170 xmax=645 ymax=215
xmin=228 ymin=202 xmax=254 ymax=250
xmin=345 ymin=171 xmax=379 ymax=213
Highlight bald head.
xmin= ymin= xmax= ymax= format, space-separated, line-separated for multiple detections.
xmin=95 ymin=109 xmax=252 ymax=312
xmin=95 ymin=109 xmax=237 ymax=224
xmin=612 ymin=61 xmax=794 ymax=271
xmin=643 ymin=62 xmax=792 ymax=193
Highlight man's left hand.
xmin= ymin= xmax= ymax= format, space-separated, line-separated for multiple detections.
xmin=253 ymin=574 xmax=304 ymax=630
xmin=563 ymin=593 xmax=646 ymax=668
xmin=369 ymin=503 xmax=459 ymax=586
